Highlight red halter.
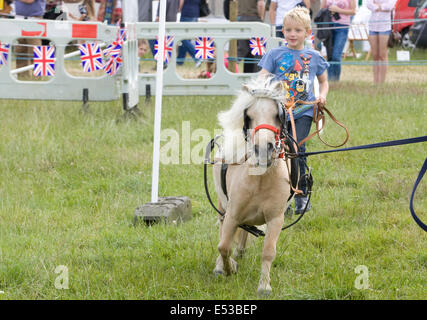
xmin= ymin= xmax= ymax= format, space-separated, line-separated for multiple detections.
xmin=251 ymin=124 xmax=285 ymax=158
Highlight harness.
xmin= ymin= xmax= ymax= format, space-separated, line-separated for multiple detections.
xmin=204 ymin=96 xmax=316 ymax=237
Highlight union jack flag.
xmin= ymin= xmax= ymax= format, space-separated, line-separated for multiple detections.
xmin=104 ymin=55 xmax=122 ymax=76
xmin=154 ymin=36 xmax=174 ymax=63
xmin=194 ymin=37 xmax=215 ymax=60
xmin=309 ymin=31 xmax=315 ymax=48
xmin=79 ymin=43 xmax=104 ymax=73
xmin=103 ymin=28 xmax=126 ymax=58
xmin=249 ymin=37 xmax=266 ymax=56
xmin=33 ymin=46 xmax=55 ymax=77
xmin=117 ymin=28 xmax=127 ymax=44
xmin=103 ymin=41 xmax=122 ymax=58
xmin=0 ymin=41 xmax=9 ymax=66
xmin=103 ymin=27 xmax=127 ymax=76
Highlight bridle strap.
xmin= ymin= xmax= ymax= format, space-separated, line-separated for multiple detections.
xmin=252 ymin=124 xmax=280 ymax=139
xmin=252 ymin=124 xmax=286 ymax=159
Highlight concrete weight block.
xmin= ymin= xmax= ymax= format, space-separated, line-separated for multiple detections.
xmin=134 ymin=196 xmax=192 ymax=226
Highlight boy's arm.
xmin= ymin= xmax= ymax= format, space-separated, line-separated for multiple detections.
xmin=317 ymin=72 xmax=329 ymax=107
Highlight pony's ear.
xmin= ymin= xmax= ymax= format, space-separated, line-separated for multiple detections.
xmin=242 ymin=84 xmax=250 ymax=92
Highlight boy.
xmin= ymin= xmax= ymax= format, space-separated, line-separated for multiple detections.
xmin=258 ymin=6 xmax=329 ymax=214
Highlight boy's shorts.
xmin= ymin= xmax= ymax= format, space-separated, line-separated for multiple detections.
xmin=369 ymin=30 xmax=391 ymax=36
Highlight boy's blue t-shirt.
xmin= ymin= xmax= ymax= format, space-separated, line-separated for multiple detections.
xmin=258 ymin=47 xmax=329 ymax=119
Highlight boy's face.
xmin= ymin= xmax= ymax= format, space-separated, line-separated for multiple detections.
xmin=281 ymin=19 xmax=311 ymax=50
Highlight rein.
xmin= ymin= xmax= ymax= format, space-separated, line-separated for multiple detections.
xmin=285 ymin=99 xmax=350 ymax=148
xmin=293 ymin=135 xmax=427 ymax=233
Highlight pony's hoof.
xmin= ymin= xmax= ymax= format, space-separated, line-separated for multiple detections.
xmin=257 ymin=285 xmax=272 ymax=297
xmin=230 ymin=259 xmax=238 ymax=274
xmin=213 ymin=269 xmax=224 ymax=277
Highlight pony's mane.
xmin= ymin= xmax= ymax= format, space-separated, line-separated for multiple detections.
xmin=217 ymin=77 xmax=286 ymax=162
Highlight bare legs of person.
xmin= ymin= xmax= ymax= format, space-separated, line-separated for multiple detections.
xmin=368 ymin=35 xmax=389 ymax=84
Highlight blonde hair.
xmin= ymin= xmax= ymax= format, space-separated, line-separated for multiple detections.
xmin=282 ymin=6 xmax=311 ymax=30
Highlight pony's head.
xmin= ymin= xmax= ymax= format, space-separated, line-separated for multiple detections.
xmin=218 ymin=76 xmax=287 ymax=168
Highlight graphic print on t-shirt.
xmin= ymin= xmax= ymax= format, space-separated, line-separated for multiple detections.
xmin=278 ymin=53 xmax=312 ymax=102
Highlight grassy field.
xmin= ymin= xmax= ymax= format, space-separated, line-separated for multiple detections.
xmin=0 ymin=69 xmax=426 ymax=299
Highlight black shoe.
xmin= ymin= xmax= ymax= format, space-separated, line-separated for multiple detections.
xmin=294 ymin=196 xmax=311 ymax=215
xmin=285 ymin=205 xmax=293 ymax=218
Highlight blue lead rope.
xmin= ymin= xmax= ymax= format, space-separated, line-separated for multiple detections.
xmin=298 ymin=135 xmax=427 ymax=232
xmin=299 ymin=136 xmax=427 ymax=157
xmin=410 ymin=158 xmax=427 ymax=232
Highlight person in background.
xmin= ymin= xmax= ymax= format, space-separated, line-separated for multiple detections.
xmin=68 ymin=0 xmax=96 ymax=21
xmin=155 ymin=0 xmax=181 ymax=22
xmin=44 ymin=0 xmax=63 ymax=19
xmin=320 ymin=0 xmax=356 ymax=81
xmin=237 ymin=0 xmax=265 ymax=73
xmin=97 ymin=0 xmax=120 ymax=24
xmin=138 ymin=39 xmax=149 ymax=57
xmin=176 ymin=0 xmax=201 ymax=67
xmin=14 ymin=0 xmax=46 ymax=80
xmin=270 ymin=0 xmax=310 ymax=38
xmin=138 ymin=0 xmax=156 ymax=57
xmin=366 ymin=0 xmax=396 ymax=84
xmin=44 ymin=0 xmax=82 ymax=20
xmin=138 ymin=0 xmax=151 ymax=22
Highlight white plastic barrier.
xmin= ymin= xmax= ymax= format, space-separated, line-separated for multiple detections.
xmin=0 ymin=19 xmax=283 ymax=100
xmin=0 ymin=19 xmax=120 ymax=101
xmin=121 ymin=22 xmax=139 ymax=109
xmin=136 ymin=21 xmax=281 ymax=96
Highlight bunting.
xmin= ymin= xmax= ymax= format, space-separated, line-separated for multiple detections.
xmin=194 ymin=37 xmax=215 ymax=60
xmin=0 ymin=41 xmax=9 ymax=66
xmin=33 ymin=46 xmax=55 ymax=77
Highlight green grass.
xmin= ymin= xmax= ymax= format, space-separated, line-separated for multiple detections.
xmin=0 ymin=80 xmax=426 ymax=300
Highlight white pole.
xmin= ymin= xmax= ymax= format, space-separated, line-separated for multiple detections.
xmin=151 ymin=0 xmax=167 ymax=203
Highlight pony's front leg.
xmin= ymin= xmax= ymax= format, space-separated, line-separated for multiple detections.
xmin=214 ymin=215 xmax=238 ymax=276
xmin=257 ymin=216 xmax=283 ymax=296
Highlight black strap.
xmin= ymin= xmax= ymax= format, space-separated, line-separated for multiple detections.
xmin=298 ymin=135 xmax=427 ymax=233
xmin=221 ymin=163 xmax=229 ymax=200
xmin=410 ymin=158 xmax=427 ymax=232
xmin=204 ymin=139 xmax=225 ymax=217
xmin=299 ymin=136 xmax=427 ymax=157
xmin=203 ymin=138 xmax=267 ymax=237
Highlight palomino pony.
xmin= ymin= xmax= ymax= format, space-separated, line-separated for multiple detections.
xmin=212 ymin=77 xmax=292 ymax=296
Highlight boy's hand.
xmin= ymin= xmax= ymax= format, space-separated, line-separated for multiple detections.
xmin=318 ymin=96 xmax=326 ymax=108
